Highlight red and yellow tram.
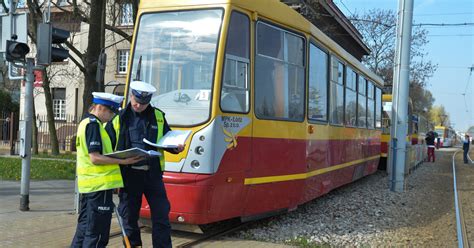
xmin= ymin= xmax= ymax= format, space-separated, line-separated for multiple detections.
xmin=380 ymin=94 xmax=430 ymax=171
xmin=125 ymin=0 xmax=384 ymax=230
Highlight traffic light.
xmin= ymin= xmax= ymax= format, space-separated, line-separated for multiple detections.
xmin=5 ymin=39 xmax=30 ymax=62
xmin=36 ymin=23 xmax=70 ymax=65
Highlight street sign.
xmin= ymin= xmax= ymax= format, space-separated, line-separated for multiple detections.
xmin=1 ymin=13 xmax=28 ymax=53
xmin=9 ymin=62 xmax=23 ymax=80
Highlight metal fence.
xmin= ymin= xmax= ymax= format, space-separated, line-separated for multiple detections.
xmin=0 ymin=112 xmax=18 ymax=154
xmin=0 ymin=112 xmax=79 ymax=154
xmin=31 ymin=114 xmax=79 ymax=152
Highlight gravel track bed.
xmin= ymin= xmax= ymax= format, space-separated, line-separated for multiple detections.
xmin=233 ymin=149 xmax=458 ymax=247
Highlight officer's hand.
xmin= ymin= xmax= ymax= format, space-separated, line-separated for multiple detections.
xmin=175 ymin=144 xmax=185 ymax=153
xmin=121 ymin=156 xmax=145 ymax=165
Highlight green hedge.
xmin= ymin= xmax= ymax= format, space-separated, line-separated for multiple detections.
xmin=0 ymin=157 xmax=76 ymax=180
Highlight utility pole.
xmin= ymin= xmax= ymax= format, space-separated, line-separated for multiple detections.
xmin=19 ymin=58 xmax=34 ymax=211
xmin=2 ymin=0 xmax=33 ymax=211
xmin=389 ymin=0 xmax=414 ymax=192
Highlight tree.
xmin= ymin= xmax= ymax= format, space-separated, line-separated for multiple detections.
xmin=49 ymin=0 xmax=138 ymax=115
xmin=0 ymin=88 xmax=19 ymax=113
xmin=349 ymin=9 xmax=437 ymax=114
xmin=429 ymin=105 xmax=450 ymax=127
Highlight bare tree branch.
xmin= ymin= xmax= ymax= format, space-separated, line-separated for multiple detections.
xmin=68 ymin=55 xmax=86 ymax=74
xmin=1 ymin=0 xmax=9 ymax=13
xmin=53 ymin=1 xmax=132 ymax=41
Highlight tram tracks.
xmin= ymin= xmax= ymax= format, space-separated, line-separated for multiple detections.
xmin=175 ymin=221 xmax=252 ymax=248
xmin=452 ymin=149 xmax=470 ymax=248
xmin=108 ymin=218 xmax=252 ymax=247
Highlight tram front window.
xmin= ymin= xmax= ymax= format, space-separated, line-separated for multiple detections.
xmin=129 ymin=9 xmax=223 ymax=126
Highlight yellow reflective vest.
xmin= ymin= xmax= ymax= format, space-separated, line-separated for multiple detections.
xmin=112 ymin=109 xmax=165 ymax=170
xmin=76 ymin=116 xmax=123 ymax=193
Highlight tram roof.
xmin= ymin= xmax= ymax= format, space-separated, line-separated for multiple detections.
xmin=138 ymin=0 xmax=384 ymax=87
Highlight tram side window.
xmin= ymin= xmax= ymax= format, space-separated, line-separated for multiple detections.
xmin=345 ymin=67 xmax=357 ymax=127
xmin=308 ymin=43 xmax=328 ymax=122
xmin=220 ymin=11 xmax=250 ymax=113
xmin=357 ymin=75 xmax=367 ymax=128
xmin=375 ymin=87 xmax=382 ymax=128
xmin=367 ymin=82 xmax=375 ymax=129
xmin=255 ymin=22 xmax=305 ymax=121
xmin=329 ymin=57 xmax=344 ymax=125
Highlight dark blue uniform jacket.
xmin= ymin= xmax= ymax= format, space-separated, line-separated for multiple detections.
xmin=106 ymin=103 xmax=171 ymax=169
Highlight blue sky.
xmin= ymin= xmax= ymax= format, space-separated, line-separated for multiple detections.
xmin=334 ymin=0 xmax=474 ymax=132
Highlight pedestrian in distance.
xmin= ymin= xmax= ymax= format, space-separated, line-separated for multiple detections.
xmin=425 ymin=131 xmax=436 ymax=163
xmin=106 ymin=81 xmax=185 ymax=248
xmin=71 ymin=92 xmax=144 ymax=248
xmin=463 ymin=134 xmax=470 ymax=164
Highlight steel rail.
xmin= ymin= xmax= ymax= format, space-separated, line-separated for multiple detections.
xmin=176 ymin=222 xmax=252 ymax=248
xmin=452 ymin=150 xmax=469 ymax=248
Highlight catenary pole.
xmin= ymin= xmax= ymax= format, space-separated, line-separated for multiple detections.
xmin=20 ymin=58 xmax=35 ymax=211
xmin=390 ymin=0 xmax=414 ymax=192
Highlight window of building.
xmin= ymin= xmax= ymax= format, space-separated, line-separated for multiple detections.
xmin=345 ymin=67 xmax=357 ymax=126
xmin=375 ymin=87 xmax=382 ymax=128
xmin=57 ymin=0 xmax=68 ymax=6
xmin=52 ymin=88 xmax=66 ymax=120
xmin=16 ymin=0 xmax=26 ymax=8
xmin=329 ymin=57 xmax=344 ymax=125
xmin=367 ymin=81 xmax=375 ymax=129
xmin=255 ymin=22 xmax=305 ymax=121
xmin=308 ymin=43 xmax=328 ymax=122
xmin=117 ymin=50 xmax=129 ymax=74
xmin=220 ymin=11 xmax=250 ymax=113
xmin=120 ymin=3 xmax=134 ymax=26
xmin=357 ymin=75 xmax=367 ymax=128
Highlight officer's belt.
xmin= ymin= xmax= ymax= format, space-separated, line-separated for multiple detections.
xmin=131 ymin=165 xmax=150 ymax=171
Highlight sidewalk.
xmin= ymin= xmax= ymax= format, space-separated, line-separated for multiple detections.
xmin=0 ymin=180 xmax=290 ymax=247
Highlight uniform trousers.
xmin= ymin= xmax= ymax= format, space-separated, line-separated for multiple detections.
xmin=71 ymin=189 xmax=114 ymax=248
xmin=118 ymin=166 xmax=171 ymax=248
xmin=464 ymin=148 xmax=469 ymax=164
xmin=427 ymin=147 xmax=435 ymax=162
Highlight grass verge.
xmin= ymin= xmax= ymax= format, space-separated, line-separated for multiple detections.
xmin=0 ymin=157 xmax=75 ymax=180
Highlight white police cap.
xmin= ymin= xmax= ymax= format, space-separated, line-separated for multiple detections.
xmin=130 ymin=81 xmax=156 ymax=104
xmin=130 ymin=81 xmax=156 ymax=94
xmin=92 ymin=92 xmax=124 ymax=111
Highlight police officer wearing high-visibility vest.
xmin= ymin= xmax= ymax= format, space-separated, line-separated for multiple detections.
xmin=106 ymin=81 xmax=185 ymax=248
xmin=71 ymin=92 xmax=144 ymax=248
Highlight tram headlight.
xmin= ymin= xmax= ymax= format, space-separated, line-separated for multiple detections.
xmin=195 ymin=146 xmax=204 ymax=155
xmin=177 ymin=216 xmax=185 ymax=222
xmin=190 ymin=160 xmax=200 ymax=169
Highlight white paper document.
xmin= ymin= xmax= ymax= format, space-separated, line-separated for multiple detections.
xmin=104 ymin=147 xmax=161 ymax=159
xmin=143 ymin=130 xmax=192 ymax=149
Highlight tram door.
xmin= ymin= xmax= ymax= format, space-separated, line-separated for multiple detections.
xmin=214 ymin=10 xmax=253 ymax=216
xmin=244 ymin=20 xmax=306 ymax=217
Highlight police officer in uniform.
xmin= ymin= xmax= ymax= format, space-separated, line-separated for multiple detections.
xmin=71 ymin=92 xmax=143 ymax=248
xmin=463 ymin=134 xmax=470 ymax=164
xmin=107 ymin=81 xmax=184 ymax=248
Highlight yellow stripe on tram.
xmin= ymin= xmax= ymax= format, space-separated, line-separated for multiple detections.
xmin=244 ymin=155 xmax=380 ymax=185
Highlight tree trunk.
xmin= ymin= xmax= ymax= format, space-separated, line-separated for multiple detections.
xmin=82 ymin=0 xmax=104 ymax=115
xmin=32 ymin=99 xmax=38 ymax=155
xmin=43 ymin=70 xmax=60 ymax=155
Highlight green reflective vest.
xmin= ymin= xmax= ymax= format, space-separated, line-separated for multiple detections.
xmin=112 ymin=109 xmax=165 ymax=170
xmin=76 ymin=117 xmax=123 ymax=193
